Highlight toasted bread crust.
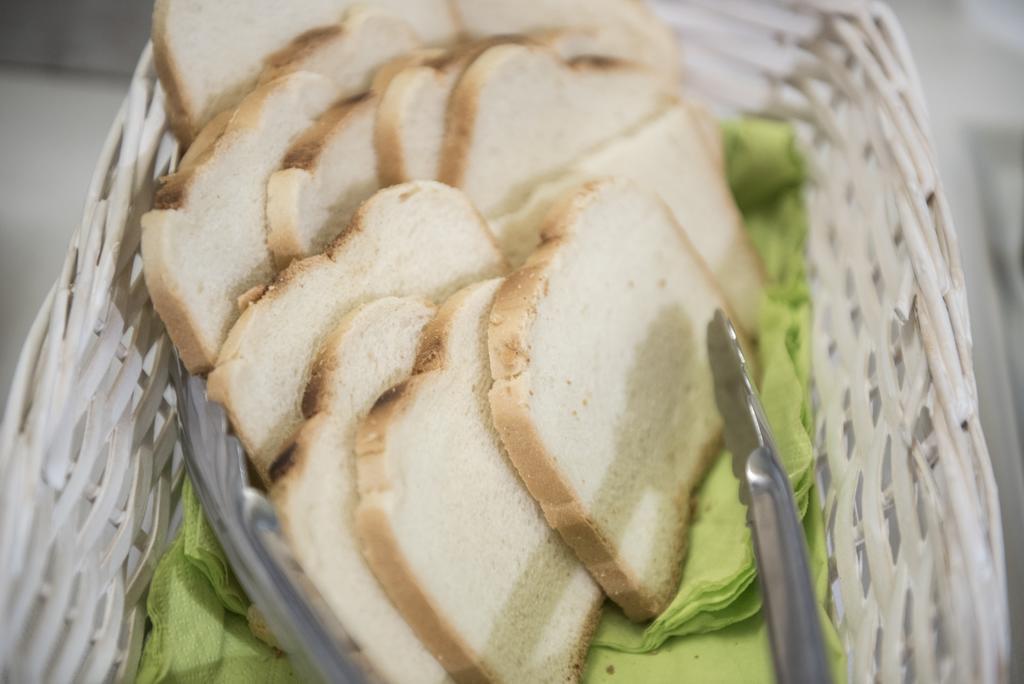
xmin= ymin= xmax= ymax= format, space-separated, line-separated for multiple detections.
xmin=299 ymin=296 xmax=435 ymax=420
xmin=208 ymin=253 xmax=335 ymax=468
xmin=153 ymin=74 xmax=288 ymax=211
xmin=268 ymin=438 xmax=303 ymax=486
xmin=210 ymin=182 xmax=505 ymax=481
xmin=357 ymin=501 xmax=493 ymax=684
xmin=487 ymin=180 xmax=740 ymax=620
xmin=284 ymin=93 xmax=374 ymax=171
xmin=152 ymin=107 xmax=231 ymax=210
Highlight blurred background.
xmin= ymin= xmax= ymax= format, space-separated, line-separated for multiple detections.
xmin=0 ymin=0 xmax=1022 ymax=652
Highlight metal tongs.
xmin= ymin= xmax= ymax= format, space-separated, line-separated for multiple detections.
xmin=707 ymin=310 xmax=833 ymax=684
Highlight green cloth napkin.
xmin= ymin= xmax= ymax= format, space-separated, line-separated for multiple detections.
xmin=584 ymin=481 xmax=842 ymax=683
xmin=583 ymin=119 xmax=845 ymax=681
xmin=136 ymin=480 xmax=296 ymax=684
xmin=137 ymin=117 xmax=845 ymax=684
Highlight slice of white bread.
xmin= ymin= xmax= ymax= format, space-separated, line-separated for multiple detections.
xmin=488 ymin=179 xmax=741 ymax=620
xmin=258 ymin=7 xmax=420 ymax=91
xmin=493 ymin=104 xmax=764 ymax=333
xmin=153 ymin=0 xmax=457 ymax=143
xmin=452 ymin=0 xmax=679 ymax=78
xmin=375 ymin=30 xmax=653 ymax=186
xmin=142 ymin=72 xmax=340 ymax=373
xmin=439 ymin=43 xmax=676 ymax=216
xmin=267 ymin=93 xmax=379 ymax=267
xmin=355 ymin=279 xmax=603 ymax=682
xmin=208 ymin=181 xmax=507 ymax=480
xmin=271 ymin=296 xmax=448 ymax=684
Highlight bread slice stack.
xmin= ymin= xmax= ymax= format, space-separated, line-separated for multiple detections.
xmin=153 ymin=0 xmax=679 ymax=142
xmin=492 ymin=104 xmax=764 ymax=332
xmin=208 ymin=181 xmax=506 ymax=479
xmin=144 ymin=2 xmax=766 ymax=681
xmin=375 ymin=29 xmax=658 ymax=185
xmin=356 ymin=279 xmax=603 ymax=681
xmin=153 ymin=0 xmax=456 ymax=142
xmin=142 ymin=71 xmax=341 ymax=372
xmin=272 ymin=297 xmax=446 ymax=684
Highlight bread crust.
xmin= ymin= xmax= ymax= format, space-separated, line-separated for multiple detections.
xmin=374 ymin=65 xmax=434 ymax=185
xmin=146 ymin=74 xmax=333 ymax=374
xmin=488 ymin=179 xmax=741 ymax=620
xmin=354 ymin=282 xmax=595 ymax=682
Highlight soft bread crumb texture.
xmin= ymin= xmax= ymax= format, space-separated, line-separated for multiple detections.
xmin=258 ymin=7 xmax=420 ymax=91
xmin=451 ymin=0 xmax=679 ymax=78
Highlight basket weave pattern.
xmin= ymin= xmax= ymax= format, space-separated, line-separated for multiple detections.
xmin=653 ymin=1 xmax=1009 ymax=680
xmin=0 ymin=1 xmax=1009 ymax=681
xmin=0 ymin=52 xmax=183 ymax=682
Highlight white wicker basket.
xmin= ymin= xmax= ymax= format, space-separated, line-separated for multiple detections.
xmin=0 ymin=1 xmax=1010 ymax=682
